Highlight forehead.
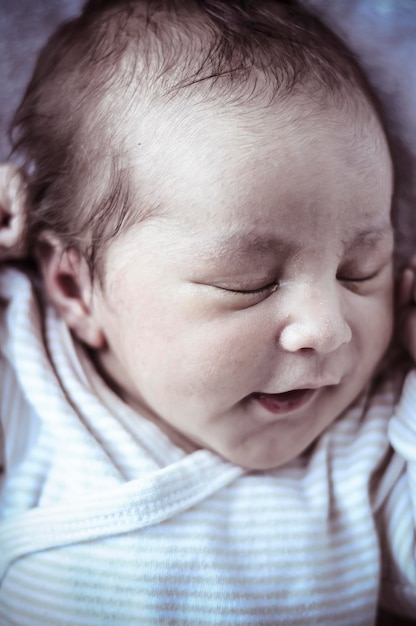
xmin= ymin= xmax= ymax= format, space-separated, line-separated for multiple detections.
xmin=124 ymin=94 xmax=393 ymax=252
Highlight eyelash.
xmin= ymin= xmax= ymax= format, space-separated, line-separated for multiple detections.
xmin=225 ymin=270 xmax=380 ymax=297
xmin=225 ymin=282 xmax=279 ymax=297
xmin=217 ymin=260 xmax=386 ymax=302
xmin=337 ymin=270 xmax=379 ymax=284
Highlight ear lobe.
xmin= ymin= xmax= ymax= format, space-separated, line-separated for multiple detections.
xmin=0 ymin=163 xmax=26 ymax=259
xmin=38 ymin=235 xmax=106 ymax=349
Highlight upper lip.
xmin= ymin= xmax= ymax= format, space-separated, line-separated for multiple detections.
xmin=256 ymin=380 xmax=342 ymax=395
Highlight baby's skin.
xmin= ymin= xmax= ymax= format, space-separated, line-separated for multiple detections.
xmin=399 ymin=257 xmax=416 ymax=360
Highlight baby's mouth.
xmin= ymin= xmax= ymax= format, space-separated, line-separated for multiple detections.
xmin=251 ymin=389 xmax=316 ymax=414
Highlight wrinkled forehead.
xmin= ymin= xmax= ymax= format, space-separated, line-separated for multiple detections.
xmin=124 ymin=89 xmax=392 ymax=218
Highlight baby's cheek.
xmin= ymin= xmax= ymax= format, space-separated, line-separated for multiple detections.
xmin=183 ymin=330 xmax=263 ymax=398
xmin=360 ymin=297 xmax=393 ymax=365
xmin=380 ymin=294 xmax=395 ymax=343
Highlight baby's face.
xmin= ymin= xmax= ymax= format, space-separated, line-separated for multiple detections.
xmin=92 ymin=97 xmax=394 ymax=469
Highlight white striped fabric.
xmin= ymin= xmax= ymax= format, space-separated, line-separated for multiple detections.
xmin=0 ymin=267 xmax=416 ymax=625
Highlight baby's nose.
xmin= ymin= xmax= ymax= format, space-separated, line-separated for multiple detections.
xmin=278 ymin=285 xmax=352 ymax=354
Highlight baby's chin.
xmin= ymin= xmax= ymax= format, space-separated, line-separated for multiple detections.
xmin=211 ymin=429 xmax=316 ymax=471
xmin=219 ymin=448 xmax=298 ymax=471
xmin=212 ymin=396 xmax=346 ymax=471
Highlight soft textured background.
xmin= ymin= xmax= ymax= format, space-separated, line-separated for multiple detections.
xmin=0 ymin=1 xmax=415 ymax=623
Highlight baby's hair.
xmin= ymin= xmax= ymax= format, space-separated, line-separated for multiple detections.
xmin=10 ymin=0 xmax=385 ymax=277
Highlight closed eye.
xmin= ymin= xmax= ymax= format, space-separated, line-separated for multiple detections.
xmin=337 ymin=262 xmax=390 ymax=284
xmin=337 ymin=267 xmax=386 ymax=293
xmin=222 ymin=282 xmax=279 ymax=297
xmin=338 ymin=243 xmax=393 ymax=287
xmin=338 ymin=272 xmax=378 ymax=283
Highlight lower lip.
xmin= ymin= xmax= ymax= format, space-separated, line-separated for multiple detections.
xmin=251 ymin=389 xmax=316 ymax=415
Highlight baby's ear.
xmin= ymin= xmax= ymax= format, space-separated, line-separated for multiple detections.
xmin=0 ymin=164 xmax=26 ymax=259
xmin=37 ymin=234 xmax=106 ymax=349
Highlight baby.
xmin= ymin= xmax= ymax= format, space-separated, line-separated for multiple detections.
xmin=0 ymin=0 xmax=416 ymax=624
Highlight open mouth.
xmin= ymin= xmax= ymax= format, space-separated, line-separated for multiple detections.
xmin=251 ymin=389 xmax=316 ymax=414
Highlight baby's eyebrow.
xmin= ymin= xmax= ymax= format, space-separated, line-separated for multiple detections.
xmin=204 ymin=234 xmax=295 ymax=263
xmin=344 ymin=224 xmax=394 ymax=252
xmin=200 ymin=233 xmax=297 ymax=264
xmin=196 ymin=224 xmax=394 ymax=266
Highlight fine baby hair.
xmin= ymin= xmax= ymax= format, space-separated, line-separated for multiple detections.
xmin=9 ymin=0 xmax=384 ymax=275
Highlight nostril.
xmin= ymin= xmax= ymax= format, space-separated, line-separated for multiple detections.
xmin=298 ymin=347 xmax=316 ymax=355
xmin=0 ymin=208 xmax=10 ymax=228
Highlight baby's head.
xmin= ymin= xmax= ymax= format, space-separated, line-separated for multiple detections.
xmin=6 ymin=0 xmax=395 ymax=469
